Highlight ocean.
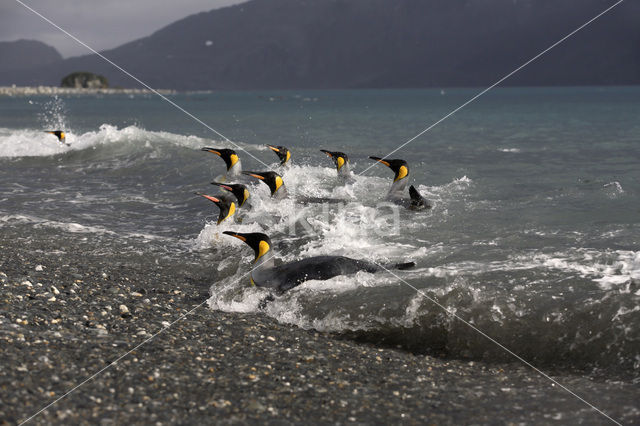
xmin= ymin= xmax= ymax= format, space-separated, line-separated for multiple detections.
xmin=0 ymin=87 xmax=638 ymax=379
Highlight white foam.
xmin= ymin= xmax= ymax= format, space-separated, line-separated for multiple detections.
xmin=592 ymin=251 xmax=640 ymax=289
xmin=509 ymin=249 xmax=640 ymax=290
xmin=0 ymin=213 xmax=167 ymax=241
xmin=391 ymin=246 xmax=640 ymax=293
xmin=0 ymin=214 xmax=112 ymax=234
xmin=192 ymin=220 xmax=266 ymax=250
xmin=0 ymin=128 xmax=70 ymax=157
xmin=603 ymin=181 xmax=624 ymax=198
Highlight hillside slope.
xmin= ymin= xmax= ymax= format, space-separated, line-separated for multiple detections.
xmin=1 ymin=0 xmax=638 ymax=89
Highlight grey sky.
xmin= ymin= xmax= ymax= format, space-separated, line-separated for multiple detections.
xmin=0 ymin=0 xmax=248 ymax=57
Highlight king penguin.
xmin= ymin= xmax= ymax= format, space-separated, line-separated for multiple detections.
xmin=46 ymin=130 xmax=68 ymax=145
xmin=369 ymin=156 xmax=431 ymax=210
xmin=242 ymin=171 xmax=288 ymax=199
xmin=210 ymin=182 xmax=251 ymax=209
xmin=223 ymin=231 xmax=415 ymax=293
xmin=267 ymin=145 xmax=291 ymax=166
xmin=195 ymin=192 xmax=237 ymax=225
xmin=201 ymin=147 xmax=242 ymax=181
xmin=320 ymin=149 xmax=352 ymax=181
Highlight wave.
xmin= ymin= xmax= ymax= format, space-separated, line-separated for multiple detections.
xmin=0 ymin=124 xmax=251 ymax=159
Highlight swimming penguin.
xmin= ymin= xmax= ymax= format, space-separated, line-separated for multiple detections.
xmin=201 ymin=147 xmax=241 ymax=181
xmin=210 ymin=182 xmax=251 ymax=208
xmin=242 ymin=171 xmax=288 ymax=199
xmin=267 ymin=145 xmax=291 ymax=166
xmin=223 ymin=231 xmax=415 ymax=293
xmin=46 ymin=130 xmax=68 ymax=145
xmin=320 ymin=149 xmax=351 ymax=180
xmin=369 ymin=156 xmax=432 ymax=210
xmin=195 ymin=192 xmax=236 ymax=224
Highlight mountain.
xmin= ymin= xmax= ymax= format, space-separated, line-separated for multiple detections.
xmin=0 ymin=39 xmax=62 ymax=72
xmin=1 ymin=0 xmax=639 ymax=89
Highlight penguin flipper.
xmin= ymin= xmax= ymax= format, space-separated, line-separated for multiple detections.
xmin=380 ymin=261 xmax=416 ymax=271
xmin=394 ymin=262 xmax=416 ymax=270
xmin=408 ymin=185 xmax=423 ymax=204
xmin=409 ymin=185 xmax=432 ymax=210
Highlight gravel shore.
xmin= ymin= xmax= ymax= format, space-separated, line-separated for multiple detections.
xmin=1 ymin=225 xmax=638 ymax=425
xmin=0 ymin=86 xmax=175 ymax=97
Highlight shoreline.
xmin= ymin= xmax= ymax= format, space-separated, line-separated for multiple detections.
xmin=0 ymin=225 xmax=638 ymax=424
xmin=0 ymin=85 xmax=176 ymax=97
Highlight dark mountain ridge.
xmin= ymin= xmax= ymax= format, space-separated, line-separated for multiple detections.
xmin=1 ymin=0 xmax=638 ymax=89
xmin=0 ymin=39 xmax=62 ymax=72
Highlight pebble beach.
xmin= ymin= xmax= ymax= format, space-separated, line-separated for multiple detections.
xmin=1 ymin=224 xmax=638 ymax=425
xmin=0 ymin=86 xmax=175 ymax=97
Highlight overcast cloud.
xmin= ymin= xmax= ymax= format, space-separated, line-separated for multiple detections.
xmin=0 ymin=0 xmax=248 ymax=57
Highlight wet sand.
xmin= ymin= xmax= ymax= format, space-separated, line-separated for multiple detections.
xmin=1 ymin=225 xmax=638 ymax=425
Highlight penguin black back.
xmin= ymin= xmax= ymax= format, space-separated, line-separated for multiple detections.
xmin=223 ymin=231 xmax=415 ymax=293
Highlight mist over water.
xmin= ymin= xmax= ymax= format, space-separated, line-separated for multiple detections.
xmin=0 ymin=88 xmax=638 ymax=375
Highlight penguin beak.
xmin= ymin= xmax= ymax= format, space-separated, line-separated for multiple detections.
xmin=222 ymin=231 xmax=246 ymax=242
xmin=369 ymin=156 xmax=390 ymax=167
xmin=320 ymin=150 xmax=333 ymax=157
xmin=219 ymin=184 xmax=233 ymax=191
xmin=242 ymin=171 xmax=265 ymax=180
xmin=267 ymin=145 xmax=280 ymax=153
xmin=202 ymin=147 xmax=221 ymax=156
xmin=195 ymin=192 xmax=221 ymax=205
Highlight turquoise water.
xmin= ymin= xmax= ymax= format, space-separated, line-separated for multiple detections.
xmin=0 ymin=87 xmax=638 ymax=375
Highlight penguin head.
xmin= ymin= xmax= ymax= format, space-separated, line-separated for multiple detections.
xmin=211 ymin=182 xmax=250 ymax=207
xmin=46 ymin=130 xmax=65 ymax=142
xmin=201 ymin=147 xmax=240 ymax=171
xmin=195 ymin=192 xmax=236 ymax=225
xmin=267 ymin=145 xmax=291 ymax=165
xmin=242 ymin=171 xmax=285 ymax=197
xmin=223 ymin=231 xmax=272 ymax=262
xmin=320 ymin=150 xmax=349 ymax=171
xmin=369 ymin=156 xmax=409 ymax=182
